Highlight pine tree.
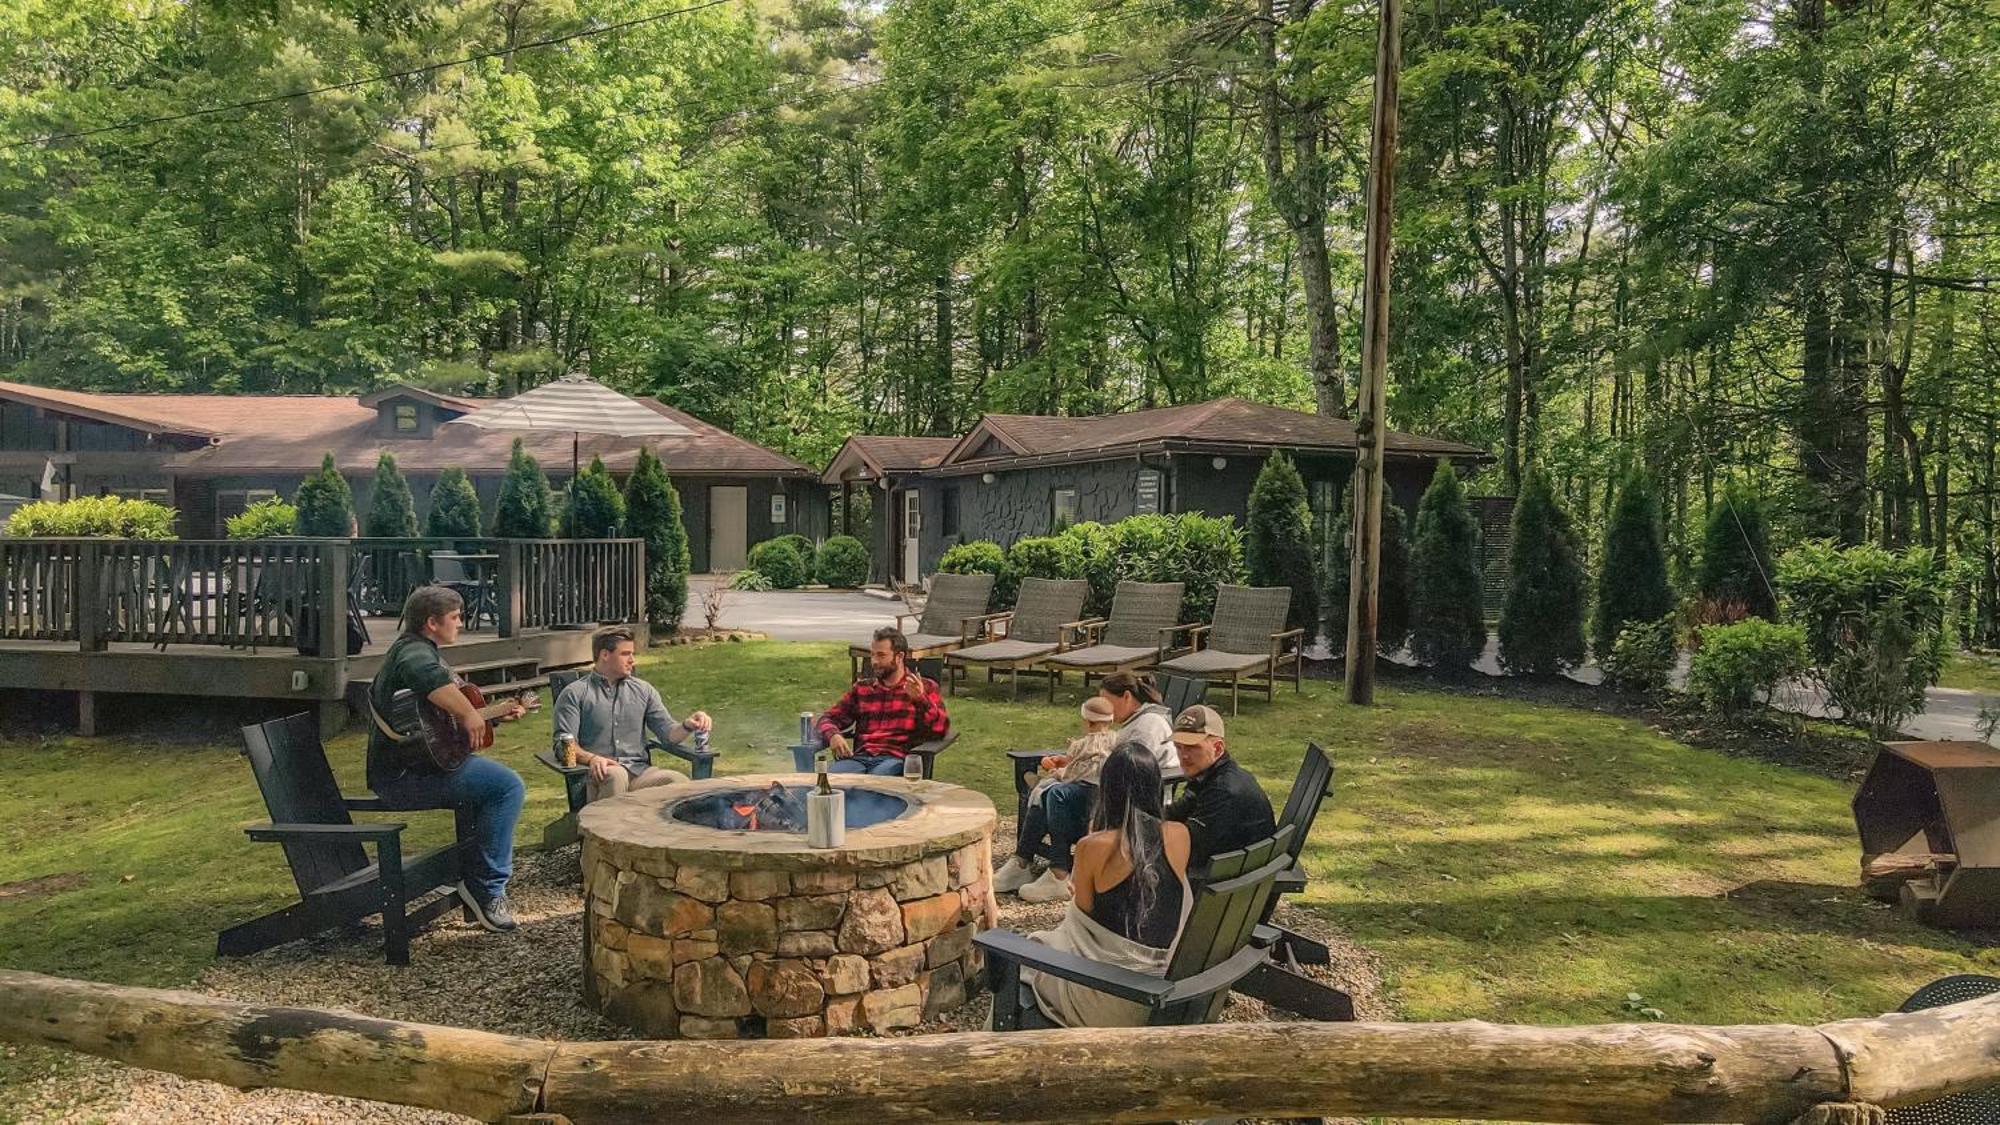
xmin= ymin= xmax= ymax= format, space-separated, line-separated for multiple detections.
xmin=294 ymin=453 xmax=354 ymax=537
xmin=1246 ymin=453 xmax=1320 ymax=632
xmin=626 ymin=447 xmax=691 ymax=632
xmin=1594 ymin=465 xmax=1676 ymax=656
xmin=492 ymin=439 xmax=555 ymax=538
xmin=1498 ymin=469 xmax=1588 ymax=674
xmin=567 ymin=455 xmax=626 ymax=538
xmin=1697 ymin=479 xmax=1778 ymax=620
xmin=426 ymin=467 xmax=483 ymax=537
xmin=363 ymin=452 xmax=419 ymax=537
xmin=1408 ymin=463 xmax=1487 ymax=668
xmin=1325 ymin=489 xmax=1413 ymax=658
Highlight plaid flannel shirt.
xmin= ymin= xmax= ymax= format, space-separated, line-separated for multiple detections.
xmin=816 ymin=672 xmax=949 ymax=758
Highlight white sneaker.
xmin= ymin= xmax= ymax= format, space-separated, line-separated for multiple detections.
xmin=993 ymin=856 xmax=1036 ymax=894
xmin=1018 ymin=869 xmax=1072 ymax=904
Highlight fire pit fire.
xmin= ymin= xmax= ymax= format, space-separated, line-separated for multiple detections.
xmin=580 ymin=774 xmax=995 ymax=1040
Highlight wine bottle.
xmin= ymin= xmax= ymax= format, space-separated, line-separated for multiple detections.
xmin=815 ymin=749 xmax=833 ymax=795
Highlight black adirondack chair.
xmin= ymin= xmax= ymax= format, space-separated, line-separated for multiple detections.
xmin=218 ymin=712 xmax=467 ymax=966
xmin=1261 ymin=742 xmax=1336 ymax=966
xmin=1888 ymin=974 xmax=2000 ymax=1125
xmin=535 ymin=667 xmax=721 ymax=849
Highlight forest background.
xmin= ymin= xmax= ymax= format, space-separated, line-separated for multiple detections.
xmin=0 ymin=0 xmax=1994 ymax=619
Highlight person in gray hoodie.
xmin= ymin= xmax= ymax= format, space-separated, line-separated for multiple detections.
xmin=1098 ymin=671 xmax=1178 ymax=773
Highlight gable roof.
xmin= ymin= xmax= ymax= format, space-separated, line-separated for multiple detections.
xmin=822 ymin=435 xmax=960 ymax=483
xmin=0 ymin=380 xmax=224 ymax=438
xmin=356 ymin=384 xmax=485 ymax=413
xmin=931 ymin=397 xmax=1486 ymax=475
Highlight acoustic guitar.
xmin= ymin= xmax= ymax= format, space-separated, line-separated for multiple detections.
xmin=381 ymin=678 xmax=539 ymax=773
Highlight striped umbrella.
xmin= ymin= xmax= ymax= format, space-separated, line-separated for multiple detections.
xmin=445 ymin=374 xmax=691 ymax=531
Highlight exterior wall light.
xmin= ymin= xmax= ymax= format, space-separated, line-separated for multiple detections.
xmin=981 ymin=472 xmax=996 ymax=485
xmin=1211 ymin=456 xmax=1228 ymax=470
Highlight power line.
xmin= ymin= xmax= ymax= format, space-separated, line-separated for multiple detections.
xmin=2 ymin=0 xmax=738 ymax=151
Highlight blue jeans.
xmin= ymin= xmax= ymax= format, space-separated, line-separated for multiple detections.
xmin=829 ymin=753 xmax=906 ymax=776
xmin=1017 ymin=780 xmax=1095 ymax=871
xmin=373 ymin=756 xmax=525 ymax=903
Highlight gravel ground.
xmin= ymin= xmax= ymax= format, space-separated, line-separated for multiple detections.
xmin=13 ymin=825 xmax=1384 ymax=1124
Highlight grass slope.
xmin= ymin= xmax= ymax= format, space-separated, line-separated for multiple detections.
xmin=0 ymin=641 xmax=1990 ymax=1095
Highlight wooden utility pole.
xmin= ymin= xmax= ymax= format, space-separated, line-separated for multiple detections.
xmin=1345 ymin=0 xmax=1403 ymax=704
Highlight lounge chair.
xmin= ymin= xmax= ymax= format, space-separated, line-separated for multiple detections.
xmin=1157 ymin=583 xmax=1302 ymax=714
xmin=1037 ymin=580 xmax=1189 ymax=701
xmin=944 ymin=578 xmax=1091 ymax=699
xmin=848 ymin=572 xmax=996 ymax=680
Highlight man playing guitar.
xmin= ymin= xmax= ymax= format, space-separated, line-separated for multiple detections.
xmin=367 ymin=585 xmax=529 ymax=933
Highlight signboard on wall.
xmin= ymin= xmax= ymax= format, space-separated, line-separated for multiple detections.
xmin=770 ymin=493 xmax=787 ymax=524
xmin=1135 ymin=469 xmax=1163 ymax=514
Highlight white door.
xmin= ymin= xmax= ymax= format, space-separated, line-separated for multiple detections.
xmin=902 ymin=489 xmax=921 ymax=581
xmin=709 ymin=486 xmax=748 ymax=571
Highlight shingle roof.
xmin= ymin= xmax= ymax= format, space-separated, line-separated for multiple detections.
xmin=0 ymin=380 xmax=814 ymax=478
xmin=935 ymin=397 xmax=1486 ymax=473
xmin=821 ymin=435 xmax=960 ymax=482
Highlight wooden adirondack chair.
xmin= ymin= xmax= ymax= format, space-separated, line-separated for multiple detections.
xmin=534 ymin=667 xmax=720 ymax=850
xmin=218 ymin=712 xmax=468 ymax=966
xmin=980 ymin=824 xmax=1349 ymax=1034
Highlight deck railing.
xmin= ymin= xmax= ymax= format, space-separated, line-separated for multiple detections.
xmin=502 ymin=538 xmax=645 ymax=634
xmin=0 ymin=538 xmax=80 ymax=641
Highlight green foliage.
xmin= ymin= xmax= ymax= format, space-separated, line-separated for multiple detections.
xmin=1687 ymin=618 xmax=1808 ymax=720
xmin=294 ymin=453 xmax=354 ymax=537
xmin=729 ymin=569 xmax=775 ymax=592
xmin=224 ymin=497 xmax=296 ymax=540
xmin=775 ymin=533 xmax=816 ymax=576
xmin=1325 ymin=490 xmax=1413 ymax=659
xmin=1408 ymin=465 xmax=1487 ymax=669
xmin=5 ymin=496 xmax=177 ymax=539
xmin=938 ymin=540 xmax=1009 ymax=598
xmin=1776 ymin=541 xmax=1948 ymax=736
xmin=747 ymin=538 xmax=808 ymax=589
xmin=1058 ymin=522 xmax=1120 ymax=617
xmin=815 ymin=535 xmax=870 ymax=587
xmin=836 ymin=489 xmax=873 ymax=544
xmin=1498 ymin=470 xmax=1588 ymax=675
xmin=426 ymin=467 xmax=483 ymax=538
xmin=492 ymin=439 xmax=554 ymax=539
xmin=1603 ymin=617 xmax=1679 ymax=697
xmin=1595 ymin=467 xmax=1675 ymax=658
xmin=1245 ymin=453 xmax=1320 ymax=633
xmin=625 ymin=448 xmax=690 ymax=633
xmin=1005 ymin=534 xmax=1080 ymax=606
xmin=363 ymin=452 xmax=419 ymax=538
xmin=566 ymin=456 xmax=625 ymax=538
xmin=1101 ymin=513 xmax=1247 ymax=622
xmin=1697 ymin=482 xmax=1778 ymax=622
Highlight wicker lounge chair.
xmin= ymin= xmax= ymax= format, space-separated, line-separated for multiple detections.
xmin=944 ymin=578 xmax=1090 ymax=699
xmin=1157 ymin=583 xmax=1302 ymax=714
xmin=1037 ymin=580 xmax=1189 ymax=700
xmin=848 ymin=572 xmax=996 ymax=680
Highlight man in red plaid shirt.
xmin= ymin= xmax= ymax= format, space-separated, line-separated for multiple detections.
xmin=818 ymin=627 xmax=951 ymax=774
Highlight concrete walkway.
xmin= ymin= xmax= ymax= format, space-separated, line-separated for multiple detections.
xmin=688 ymin=576 xmax=899 ymax=642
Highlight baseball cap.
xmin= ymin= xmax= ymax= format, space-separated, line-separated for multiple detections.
xmin=1171 ymin=704 xmax=1225 ymax=744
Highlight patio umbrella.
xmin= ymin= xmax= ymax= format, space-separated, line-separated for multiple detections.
xmin=444 ymin=373 xmax=691 ymax=529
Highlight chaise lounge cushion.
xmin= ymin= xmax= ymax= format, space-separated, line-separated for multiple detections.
xmin=1044 ymin=644 xmax=1159 ymax=669
xmin=953 ymin=638 xmax=1060 ymax=665
xmin=1159 ymin=648 xmax=1269 ymax=676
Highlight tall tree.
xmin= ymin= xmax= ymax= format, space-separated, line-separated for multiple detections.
xmin=1246 ymin=452 xmax=1321 ymax=633
xmin=1408 ymin=463 xmax=1487 ymax=669
xmin=1594 ymin=465 xmax=1674 ymax=655
xmin=1499 ymin=469 xmax=1587 ymax=673
xmin=364 ymin=452 xmax=418 ymax=538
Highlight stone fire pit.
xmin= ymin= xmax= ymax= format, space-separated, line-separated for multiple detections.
xmin=578 ymin=773 xmax=997 ymax=1040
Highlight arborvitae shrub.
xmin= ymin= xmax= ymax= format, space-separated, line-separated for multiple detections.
xmin=625 ymin=447 xmax=690 ymax=632
xmin=492 ymin=439 xmax=554 ymax=537
xmin=1324 ymin=489 xmax=1412 ymax=659
xmin=1594 ymin=466 xmax=1675 ymax=658
xmin=1407 ymin=463 xmax=1487 ymax=669
xmin=364 ymin=452 xmax=419 ymax=537
xmin=1246 ymin=452 xmax=1321 ymax=634
xmin=1698 ymin=479 xmax=1778 ymax=621
xmin=426 ymin=467 xmax=483 ymax=537
xmin=1497 ymin=469 xmax=1588 ymax=674
xmin=295 ymin=453 xmax=354 ymax=537
xmin=567 ymin=456 xmax=625 ymax=538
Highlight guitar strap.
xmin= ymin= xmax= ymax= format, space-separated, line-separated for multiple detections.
xmin=367 ymin=700 xmax=413 ymax=743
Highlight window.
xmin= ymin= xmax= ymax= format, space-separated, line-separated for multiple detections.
xmin=941 ymin=487 xmax=961 ymax=537
xmin=217 ymin=488 xmax=278 ymax=526
xmin=110 ymin=488 xmax=170 ymax=505
xmin=393 ymin=404 xmax=420 ymax=433
xmin=1051 ymin=487 xmax=1079 ymax=531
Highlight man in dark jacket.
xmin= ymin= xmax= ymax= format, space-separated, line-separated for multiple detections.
xmin=1165 ymin=705 xmax=1276 ymax=868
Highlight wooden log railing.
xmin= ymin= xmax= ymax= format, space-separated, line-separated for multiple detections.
xmin=4 ymin=969 xmax=2000 ymax=1125
xmin=500 ymin=538 xmax=644 ymax=636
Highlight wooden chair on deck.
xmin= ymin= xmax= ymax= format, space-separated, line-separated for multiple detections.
xmin=849 ymin=572 xmax=996 ymax=680
xmin=218 ymin=712 xmax=467 ymax=966
xmin=1157 ymin=584 xmax=1303 ymax=714
xmin=534 ymin=667 xmax=720 ymax=850
xmin=1037 ymin=581 xmax=1189 ymax=700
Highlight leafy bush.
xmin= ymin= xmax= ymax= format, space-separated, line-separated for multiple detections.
xmin=747 ymin=538 xmax=808 ymax=589
xmin=1697 ymin=480 xmax=1777 ymax=621
xmin=566 ymin=456 xmax=625 ymax=538
xmin=1058 ymin=521 xmax=1119 ymax=616
xmin=815 ymin=535 xmax=870 ymax=587
xmin=1408 ymin=464 xmax=1487 ymax=669
xmin=1686 ymin=618 xmax=1807 ymax=720
xmin=1246 ymin=453 xmax=1320 ymax=633
xmin=625 ymin=448 xmax=690 ymax=632
xmin=1776 ymin=540 xmax=1948 ymax=736
xmin=1325 ymin=491 xmax=1412 ymax=659
xmin=363 ymin=452 xmax=419 ymax=537
xmin=1595 ymin=467 xmax=1675 ymax=658
xmin=938 ymin=540 xmax=1008 ymax=597
xmin=225 ymin=497 xmax=297 ymax=540
xmin=426 ymin=467 xmax=483 ymax=538
xmin=5 ymin=495 xmax=177 ymax=539
xmin=295 ymin=453 xmax=354 ymax=536
xmin=729 ymin=569 xmax=774 ymax=592
xmin=1498 ymin=469 xmax=1588 ymax=674
xmin=492 ymin=438 xmax=554 ymax=538
xmin=1103 ymin=512 xmax=1246 ymax=622
xmin=1603 ymin=616 xmax=1678 ymax=697
xmin=775 ymin=533 xmax=816 ymax=576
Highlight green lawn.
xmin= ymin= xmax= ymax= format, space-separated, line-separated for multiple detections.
xmin=0 ymin=641 xmax=1991 ymax=1090
xmin=1941 ymin=651 xmax=2000 ymax=694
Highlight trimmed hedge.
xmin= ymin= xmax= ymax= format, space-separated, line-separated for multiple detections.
xmin=6 ymin=495 xmax=177 ymax=539
xmin=816 ymin=535 xmax=870 ymax=587
xmin=748 ymin=538 xmax=809 ymax=589
xmin=225 ymin=497 xmax=297 ymax=540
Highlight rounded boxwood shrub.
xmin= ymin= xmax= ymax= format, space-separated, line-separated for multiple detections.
xmin=815 ymin=535 xmax=870 ymax=587
xmin=747 ymin=538 xmax=808 ymax=589
xmin=225 ymin=497 xmax=298 ymax=540
xmin=1687 ymin=617 xmax=1807 ymax=720
xmin=938 ymin=539 xmax=1008 ymax=600
xmin=776 ymin=533 xmax=816 ymax=576
xmin=1603 ymin=616 xmax=1678 ymax=697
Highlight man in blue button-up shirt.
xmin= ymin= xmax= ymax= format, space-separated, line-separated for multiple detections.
xmin=553 ymin=627 xmax=713 ymax=803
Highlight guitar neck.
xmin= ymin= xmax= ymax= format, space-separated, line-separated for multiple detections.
xmin=474 ymin=700 xmax=527 ymax=721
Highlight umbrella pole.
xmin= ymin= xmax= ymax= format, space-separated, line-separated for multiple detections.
xmin=570 ymin=431 xmax=580 ymax=538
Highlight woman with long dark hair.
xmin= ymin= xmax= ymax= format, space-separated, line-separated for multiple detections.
xmin=1014 ymin=743 xmax=1193 ymax=1027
